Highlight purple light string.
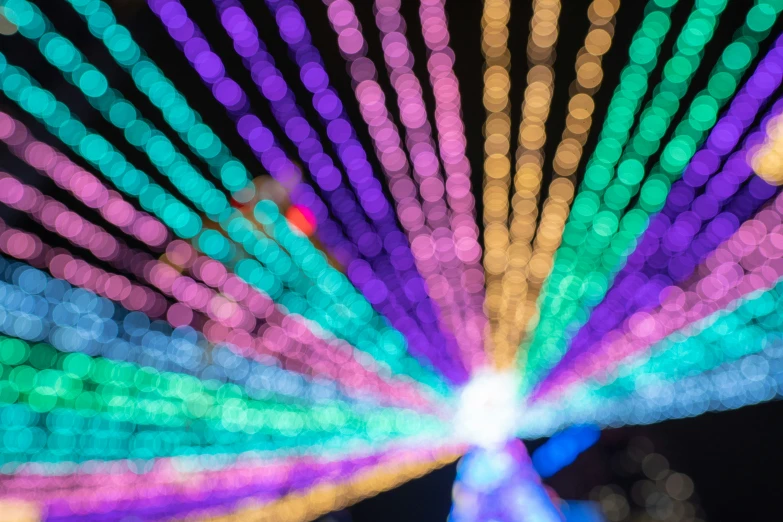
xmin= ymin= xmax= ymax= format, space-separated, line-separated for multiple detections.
xmin=535 ymin=186 xmax=783 ymax=402
xmin=146 ymin=0 xmax=344 ymax=267
xmin=321 ymin=0 xmax=486 ymax=371
xmin=148 ymin=0 xmax=467 ymax=383
xmin=209 ymin=0 xmax=466 ymax=382
xmin=536 ymin=37 xmax=783 ymax=395
xmin=258 ymin=0 xmax=471 ymax=379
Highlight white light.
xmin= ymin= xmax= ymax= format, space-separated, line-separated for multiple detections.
xmin=453 ymin=370 xmax=522 ymax=449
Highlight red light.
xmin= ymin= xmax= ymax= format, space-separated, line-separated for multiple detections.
xmin=285 ymin=204 xmax=316 ymax=236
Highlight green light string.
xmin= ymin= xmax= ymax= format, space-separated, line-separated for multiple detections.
xmin=0 ymin=0 xmax=452 ymax=395
xmin=1 ymin=0 xmax=253 ymax=198
xmin=508 ymin=0 xmax=681 ymax=365
xmin=521 ymin=0 xmax=783 ymax=391
xmin=507 ymin=0 xmax=683 ymax=377
xmin=521 ymin=282 xmax=783 ymax=440
xmin=574 ymin=279 xmax=783 ymax=403
xmin=522 ymin=0 xmax=728 ymax=382
xmin=0 ymin=335 xmax=447 ymax=453
xmin=0 ymin=402 xmax=425 ymax=466
xmin=0 ymin=64 xmax=202 ymax=238
xmin=0 ymin=65 xmax=447 ymax=398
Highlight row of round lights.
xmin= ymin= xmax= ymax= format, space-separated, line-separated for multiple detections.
xmin=9 ymin=0 xmax=451 ymax=391
xmin=418 ymin=0 xmax=487 ymax=355
xmin=207 ymin=0 xmax=453 ymax=376
xmin=0 ymin=158 xmax=436 ymax=411
xmin=198 ymin=446 xmax=460 ymax=522
xmin=500 ymin=0 xmax=619 ymax=371
xmin=0 ymin=253 xmax=361 ymax=408
xmin=522 ymin=0 xmax=781 ymax=391
xmin=535 ymin=179 xmax=783 ymax=402
xmin=565 ymin=69 xmax=783 ymax=372
xmin=480 ymin=0 xmax=512 ymax=343
xmin=321 ymin=0 xmax=474 ymax=383
xmin=0 ymin=57 xmax=447 ymax=395
xmin=0 ymin=112 xmax=169 ymax=249
xmin=487 ymin=0 xmax=561 ymax=368
xmin=370 ymin=0 xmax=485 ymax=371
xmin=1 ymin=444 xmax=452 ymax=520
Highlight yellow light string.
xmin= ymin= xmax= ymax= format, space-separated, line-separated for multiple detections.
xmin=497 ymin=0 xmax=619 ymax=370
xmin=0 ymin=500 xmax=40 ymax=522
xmin=481 ymin=0 xmax=512 ymax=355
xmin=193 ymin=449 xmax=461 ymax=522
xmin=490 ymin=0 xmax=562 ymax=368
xmin=751 ymin=111 xmax=783 ymax=186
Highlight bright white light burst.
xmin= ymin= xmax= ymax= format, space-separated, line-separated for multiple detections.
xmin=454 ymin=370 xmax=522 ymax=449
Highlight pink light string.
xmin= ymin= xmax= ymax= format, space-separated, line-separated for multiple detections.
xmin=0 ymin=443 xmax=462 ymax=518
xmin=0 ymin=217 xmax=166 ymax=315
xmin=535 ymin=184 xmax=783 ymax=403
xmin=0 ymin=212 xmax=436 ymax=412
xmin=0 ymin=162 xmax=437 ymax=412
xmin=372 ymin=0 xmax=483 ymax=369
xmin=323 ymin=0 xmax=485 ymax=371
xmin=0 ymin=171 xmax=152 ymax=279
xmin=0 ymin=112 xmax=169 ymax=250
xmin=163 ymin=240 xmax=439 ymax=412
xmin=417 ymin=0 xmax=485 ymax=329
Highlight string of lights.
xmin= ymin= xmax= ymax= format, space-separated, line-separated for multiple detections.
xmin=534 ymin=189 xmax=783 ymax=401
xmin=519 ymin=322 xmax=783 ymax=438
xmin=260 ymin=0 xmax=472 ymax=379
xmin=0 ymin=252 xmax=366 ymax=408
xmin=501 ymin=0 xmax=621 ymax=371
xmin=0 ymin=58 xmax=450 ymax=396
xmin=158 ymin=239 xmax=439 ymax=411
xmin=0 ymin=112 xmax=170 ymax=250
xmin=203 ymin=0 xmax=457 ymax=377
xmin=369 ymin=0 xmax=485 ymax=372
xmin=480 ymin=0 xmax=511 ymax=347
xmin=521 ymin=0 xmax=782 ymax=392
xmin=143 ymin=0 xmax=460 ymax=381
xmin=532 ymin=91 xmax=783 ymax=398
xmin=553 ymin=67 xmax=783 ymax=383
xmin=0 ymin=444 xmax=458 ymax=522
xmin=417 ymin=0 xmax=486 ymax=354
xmin=487 ymin=0 xmax=561 ymax=368
xmin=319 ymin=0 xmax=480 ymax=380
xmin=0 ymin=204 xmax=435 ymax=411
xmin=2 ymin=0 xmax=783 ymax=518
xmin=0 ymin=111 xmax=438 ymax=410
xmin=0 ymin=2 xmax=454 ymax=393
xmin=0 ymin=334 xmax=445 ymax=453
xmin=199 ymin=446 xmax=461 ymax=522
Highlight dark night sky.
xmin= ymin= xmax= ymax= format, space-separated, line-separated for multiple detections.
xmin=2 ymin=0 xmax=783 ymax=521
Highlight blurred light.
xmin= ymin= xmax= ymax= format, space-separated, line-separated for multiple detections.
xmin=453 ymin=370 xmax=520 ymax=449
xmin=522 ymin=0 xmax=782 ymax=393
xmin=532 ymin=424 xmax=600 ymax=478
xmin=449 ymin=440 xmax=562 ymax=522
xmin=534 ymin=49 xmax=783 ymax=401
xmin=286 ymin=205 xmax=317 ymax=237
